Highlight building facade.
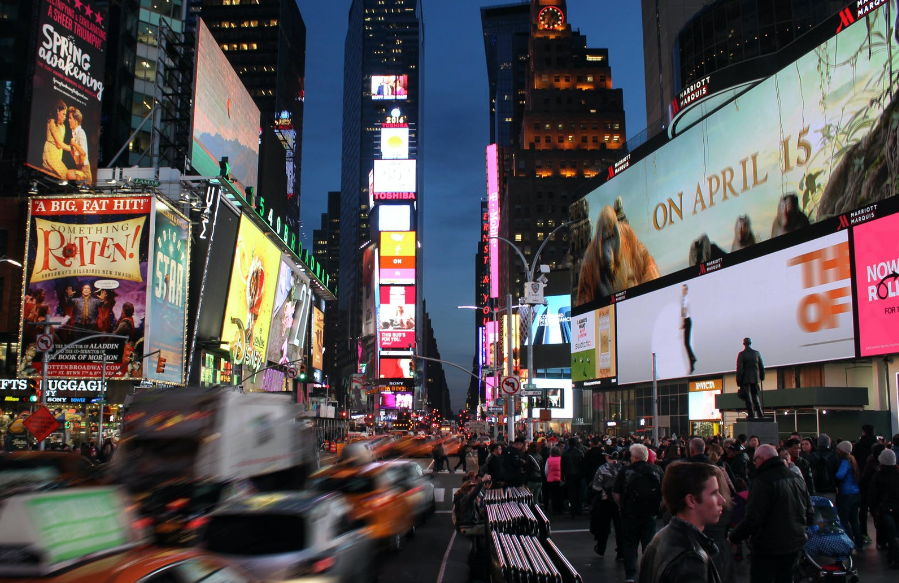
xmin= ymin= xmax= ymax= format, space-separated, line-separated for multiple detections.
xmin=313 ymin=191 xmax=341 ymax=398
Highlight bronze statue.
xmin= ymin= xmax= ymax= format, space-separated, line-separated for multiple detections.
xmin=736 ymin=337 xmax=765 ymax=419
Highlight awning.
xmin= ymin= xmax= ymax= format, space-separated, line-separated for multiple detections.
xmin=716 ymin=387 xmax=868 ymax=412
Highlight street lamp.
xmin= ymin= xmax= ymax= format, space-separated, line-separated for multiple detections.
xmin=491 ymin=220 xmax=574 ymax=441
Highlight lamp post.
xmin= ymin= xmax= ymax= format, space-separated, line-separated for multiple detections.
xmin=491 ymin=220 xmax=574 ymax=441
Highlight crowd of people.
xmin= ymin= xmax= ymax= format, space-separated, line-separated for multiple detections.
xmin=451 ymin=425 xmax=899 ymax=582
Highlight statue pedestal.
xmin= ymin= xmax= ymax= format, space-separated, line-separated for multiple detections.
xmin=733 ymin=419 xmax=779 ymax=446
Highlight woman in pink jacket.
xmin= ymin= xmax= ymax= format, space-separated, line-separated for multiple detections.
xmin=545 ymin=446 xmax=563 ymax=515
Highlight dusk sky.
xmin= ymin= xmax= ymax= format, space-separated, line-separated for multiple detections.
xmin=296 ymin=0 xmax=645 ymax=410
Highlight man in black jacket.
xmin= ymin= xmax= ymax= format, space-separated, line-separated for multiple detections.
xmin=584 ymin=437 xmax=606 ymax=503
xmin=729 ymin=444 xmax=811 ymax=583
xmin=736 ymin=337 xmax=765 ymax=418
xmin=808 ymin=434 xmax=839 ymax=501
xmin=614 ymin=443 xmax=665 ymax=583
xmin=786 ymin=438 xmax=816 ymax=496
xmin=562 ymin=437 xmax=586 ymax=517
xmin=868 ymin=448 xmax=899 ymax=568
xmin=484 ymin=444 xmax=504 ymax=487
xmin=638 ymin=462 xmax=724 ymax=583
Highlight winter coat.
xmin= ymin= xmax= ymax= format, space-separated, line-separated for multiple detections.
xmin=637 ymin=517 xmax=721 ymax=583
xmin=546 ymin=456 xmax=562 ymax=483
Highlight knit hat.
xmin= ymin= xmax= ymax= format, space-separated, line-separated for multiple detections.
xmin=836 ymin=440 xmax=852 ymax=454
xmin=880 ymin=448 xmax=897 ymax=466
xmin=817 ymin=434 xmax=831 ymax=449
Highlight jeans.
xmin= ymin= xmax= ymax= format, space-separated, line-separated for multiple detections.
xmin=750 ymin=553 xmax=799 ymax=583
xmin=837 ymin=492 xmax=862 ymax=544
xmin=527 ymin=481 xmax=543 ymax=506
xmin=622 ymin=515 xmax=657 ymax=579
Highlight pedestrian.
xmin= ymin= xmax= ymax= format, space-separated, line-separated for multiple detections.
xmin=868 ymin=448 xmax=899 ymax=568
xmin=476 ymin=437 xmax=489 ymax=468
xmin=525 ymin=441 xmax=544 ymax=505
xmin=453 ymin=439 xmax=472 ymax=473
xmin=687 ymin=439 xmax=735 ymax=581
xmin=859 ymin=443 xmax=884 ymax=546
xmin=637 ymin=462 xmax=725 ymax=583
xmin=809 ymin=434 xmax=839 ymax=501
xmin=584 ymin=437 xmax=606 ymax=504
xmin=503 ymin=437 xmax=526 ymax=487
xmin=484 ymin=443 xmax=504 ymax=486
xmin=544 ymin=446 xmax=563 ymax=515
xmin=613 ymin=443 xmax=665 ymax=583
xmin=590 ymin=449 xmax=622 ymax=559
xmin=432 ymin=440 xmax=449 ymax=472
xmin=562 ymin=437 xmax=586 ymax=517
xmin=728 ymin=444 xmax=811 ymax=583
xmin=834 ymin=440 xmax=863 ymax=547
xmin=724 ymin=440 xmax=751 ymax=484
xmin=785 ymin=438 xmax=816 ymax=496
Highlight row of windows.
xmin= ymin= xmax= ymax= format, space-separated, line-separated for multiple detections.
xmin=210 ymin=19 xmax=277 ymax=28
xmin=221 ymin=43 xmax=259 ymax=51
xmin=540 ymin=74 xmax=604 ymax=84
xmin=533 ymin=122 xmax=619 ymax=131
xmin=533 ymin=134 xmax=619 ymax=144
xmin=221 ymin=0 xmax=261 ymax=5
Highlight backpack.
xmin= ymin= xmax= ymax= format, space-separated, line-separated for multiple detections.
xmin=623 ymin=464 xmax=663 ymax=518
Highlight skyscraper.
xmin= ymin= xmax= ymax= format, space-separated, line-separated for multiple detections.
xmin=339 ymin=0 xmax=423 ymax=414
xmin=313 ymin=191 xmax=341 ymax=395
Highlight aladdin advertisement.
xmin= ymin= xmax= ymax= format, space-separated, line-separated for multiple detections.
xmin=221 ymin=216 xmax=280 ymax=375
xmin=26 ymin=0 xmax=108 ymax=185
xmin=311 ymin=306 xmax=324 ymax=371
xmin=19 ymin=196 xmax=152 ymax=379
xmin=573 ymin=8 xmax=899 ymax=306
xmin=145 ymin=201 xmax=190 ymax=384
xmin=852 ymin=212 xmax=899 ymax=357
xmin=266 ymin=258 xmax=313 ymax=365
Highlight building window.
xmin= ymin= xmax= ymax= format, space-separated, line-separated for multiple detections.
xmin=557 ymin=135 xmax=564 ymax=143
xmin=554 ymin=75 xmax=560 ymax=82
xmin=535 ymin=136 xmax=541 ymax=143
xmin=568 ymin=135 xmax=574 ymax=142
xmin=514 ymin=233 xmax=522 ymax=242
xmin=581 ymin=136 xmax=588 ymax=143
xmin=592 ymin=136 xmax=598 ymax=143
xmin=586 ymin=75 xmax=593 ymax=82
xmin=613 ymin=135 xmax=620 ymax=142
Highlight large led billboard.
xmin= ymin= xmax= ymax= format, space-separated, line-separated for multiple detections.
xmin=221 ymin=216 xmax=280 ymax=374
xmin=852 ymin=212 xmax=899 ymax=357
xmin=265 ymin=259 xmax=313 ymax=365
xmin=573 ymin=7 xmax=899 ymax=306
xmin=371 ymin=75 xmax=408 ymax=100
xmin=192 ymin=19 xmax=260 ymax=190
xmin=380 ymin=391 xmax=413 ymax=410
xmin=379 ymin=357 xmax=414 ymax=379
xmin=571 ymin=305 xmax=617 ymax=385
xmin=26 ymin=0 xmax=108 ymax=185
xmin=487 ymin=145 xmax=500 ymax=298
xmin=362 ymin=246 xmax=378 ymax=338
xmin=616 ymin=231 xmax=854 ymax=384
xmin=379 ymin=231 xmax=416 ymax=285
xmin=19 ymin=196 xmax=153 ymax=379
xmin=373 ymin=160 xmax=416 ymax=199
xmin=379 ymin=285 xmax=415 ymax=353
xmin=380 ymin=232 xmax=415 ymax=256
xmin=379 ymin=205 xmax=412 ymax=232
xmin=524 ymin=295 xmax=571 ymax=345
xmin=522 ymin=379 xmax=573 ymax=420
xmin=380 ymin=127 xmax=409 ymax=159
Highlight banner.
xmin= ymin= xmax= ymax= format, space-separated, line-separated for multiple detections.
xmin=145 ymin=201 xmax=190 ymax=384
xmin=266 ymin=258 xmax=313 ymax=366
xmin=852 ymin=212 xmax=899 ymax=357
xmin=19 ymin=196 xmax=152 ymax=379
xmin=573 ymin=9 xmax=899 ymax=306
xmin=311 ymin=306 xmax=324 ymax=371
xmin=221 ymin=216 xmax=280 ymax=374
xmin=25 ymin=0 xmax=107 ymax=185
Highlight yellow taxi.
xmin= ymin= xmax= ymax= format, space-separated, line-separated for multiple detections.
xmin=306 ymin=462 xmax=417 ymax=550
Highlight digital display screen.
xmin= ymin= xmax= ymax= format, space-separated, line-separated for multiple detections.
xmin=381 ymin=127 xmax=410 ymax=159
xmin=378 ymin=286 xmax=415 ymax=352
xmin=373 ymin=160 xmax=417 ymax=194
xmin=371 ymin=75 xmax=409 ymax=100
xmin=379 ymin=357 xmax=414 ymax=379
xmin=524 ymin=295 xmax=571 ymax=345
xmin=379 ymin=205 xmax=412 ymax=232
xmin=852 ymin=212 xmax=899 ymax=357
xmin=571 ymin=305 xmax=616 ymax=384
xmin=380 ymin=391 xmax=413 ymax=409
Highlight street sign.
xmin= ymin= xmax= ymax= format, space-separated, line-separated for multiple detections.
xmin=23 ymin=406 xmax=61 ymax=442
xmin=524 ymin=281 xmax=545 ymax=305
xmin=468 ymin=421 xmax=488 ymax=434
xmin=487 ymin=406 xmax=503 ymax=413
xmin=500 ymin=375 xmax=521 ymax=396
xmin=521 ymin=389 xmax=542 ymax=397
xmin=286 ymin=366 xmax=298 ymax=379
xmin=36 ymin=334 xmax=53 ymax=353
xmin=522 ymin=383 xmax=537 ymax=390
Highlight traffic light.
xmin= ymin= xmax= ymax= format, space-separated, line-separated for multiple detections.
xmin=298 ymin=364 xmax=307 ymax=381
xmin=341 ymin=411 xmax=347 ymax=419
xmin=156 ymin=357 xmax=166 ymax=374
xmin=28 ymin=379 xmax=39 ymax=402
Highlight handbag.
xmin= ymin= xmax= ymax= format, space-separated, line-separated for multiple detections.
xmin=737 ymin=386 xmax=747 ymax=400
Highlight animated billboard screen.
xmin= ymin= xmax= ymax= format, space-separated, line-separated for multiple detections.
xmin=379 ymin=231 xmax=416 ymax=285
xmin=524 ymin=295 xmax=571 ymax=345
xmin=25 ymin=0 xmax=108 ymax=185
xmin=615 ymin=231 xmax=854 ymax=384
xmin=380 ymin=127 xmax=409 ymax=159
xmin=571 ymin=305 xmax=616 ymax=386
xmin=373 ymin=160 xmax=416 ymax=198
xmin=573 ymin=7 xmax=899 ymax=306
xmin=379 ymin=205 xmax=412 ymax=232
xmin=380 ymin=391 xmax=413 ymax=410
xmin=378 ymin=285 xmax=415 ymax=352
xmin=266 ymin=258 xmax=313 ymax=365
xmin=379 ymin=356 xmax=414 ymax=380
xmin=852 ymin=212 xmax=899 ymax=357
xmin=371 ymin=75 xmax=408 ymax=100
xmin=192 ymin=19 xmax=260 ymax=190
xmin=19 ymin=196 xmax=152 ymax=379
xmin=221 ymin=216 xmax=280 ymax=374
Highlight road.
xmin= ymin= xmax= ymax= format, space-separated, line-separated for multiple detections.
xmin=361 ymin=456 xmax=897 ymax=583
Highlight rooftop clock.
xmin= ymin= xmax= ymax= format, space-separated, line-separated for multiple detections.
xmin=538 ymin=6 xmax=565 ymax=30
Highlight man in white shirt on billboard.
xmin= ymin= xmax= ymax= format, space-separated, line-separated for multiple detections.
xmin=680 ymin=284 xmax=697 ymax=374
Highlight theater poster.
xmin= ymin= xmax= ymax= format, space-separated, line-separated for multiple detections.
xmin=26 ymin=0 xmax=108 ymax=185
xmin=19 ymin=196 xmax=153 ymax=379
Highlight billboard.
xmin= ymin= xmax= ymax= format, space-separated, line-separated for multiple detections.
xmin=312 ymin=306 xmax=324 ymax=371
xmin=379 ymin=285 xmax=415 ymax=352
xmin=379 ymin=205 xmax=412 ymax=232
xmin=192 ymin=19 xmax=260 ymax=190
xmin=379 ymin=357 xmax=414 ymax=379
xmin=689 ymin=379 xmax=722 ymax=421
xmin=265 ymin=258 xmax=313 ymax=365
xmin=381 ymin=127 xmax=409 ymax=159
xmin=146 ymin=201 xmax=190 ymax=384
xmin=487 ymin=145 xmax=500 ymax=298
xmin=571 ymin=305 xmax=616 ymax=385
xmin=362 ymin=246 xmax=378 ymax=338
xmin=26 ymin=0 xmax=108 ymax=185
xmin=616 ymin=231 xmax=854 ymax=384
xmin=373 ymin=159 xmax=416 ymax=198
xmin=522 ymin=379 xmax=573 ymax=419
xmin=524 ymin=295 xmax=571 ymax=345
xmin=221 ymin=216 xmax=280 ymax=374
xmin=379 ymin=231 xmax=416 ymax=285
xmin=19 ymin=196 xmax=152 ymax=379
xmin=852 ymin=212 xmax=899 ymax=357
xmin=371 ymin=75 xmax=408 ymax=100
xmin=380 ymin=391 xmax=413 ymax=410
xmin=573 ymin=7 xmax=899 ymax=306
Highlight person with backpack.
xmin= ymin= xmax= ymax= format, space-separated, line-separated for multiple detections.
xmin=613 ymin=443 xmax=665 ymax=583
xmin=590 ymin=450 xmax=623 ymax=559
xmin=808 ymin=434 xmax=839 ymax=502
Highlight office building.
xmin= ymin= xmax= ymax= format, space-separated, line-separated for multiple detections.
xmin=313 ymin=191 xmax=341 ymax=396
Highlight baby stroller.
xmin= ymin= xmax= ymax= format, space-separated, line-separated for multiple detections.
xmin=794 ymin=496 xmax=859 ymax=582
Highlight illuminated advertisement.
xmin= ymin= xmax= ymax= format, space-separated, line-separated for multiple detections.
xmin=379 ymin=231 xmax=416 ymax=285
xmin=362 ymin=245 xmax=377 ymax=338
xmin=852 ymin=212 xmax=899 ymax=357
xmin=192 ymin=19 xmax=260 ymax=190
xmin=146 ymin=201 xmax=190 ymax=384
xmin=574 ymin=7 xmax=899 ymax=306
xmin=379 ymin=286 xmax=415 ymax=352
xmin=380 ymin=232 xmax=415 ymax=257
xmin=379 ymin=205 xmax=412 ymax=232
xmin=522 ymin=379 xmax=573 ymax=419
xmin=373 ymin=159 xmax=417 ymax=199
xmin=371 ymin=75 xmax=408 ymax=100
xmin=25 ymin=0 xmax=107 ymax=185
xmin=524 ymin=295 xmax=571 ymax=345
xmin=380 ymin=127 xmax=409 ymax=159
xmin=221 ymin=216 xmax=280 ymax=374
xmin=266 ymin=259 xmax=313 ymax=365
xmin=689 ymin=379 xmax=722 ymax=421
xmin=486 ymin=145 xmax=500 ymax=297
xmin=380 ymin=391 xmax=413 ymax=410
xmin=19 ymin=196 xmax=152 ymax=379
xmin=379 ymin=357 xmax=414 ymax=379
xmin=616 ymin=231 xmax=853 ymax=384
xmin=571 ymin=305 xmax=617 ymax=385
xmin=312 ymin=306 xmax=324 ymax=371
